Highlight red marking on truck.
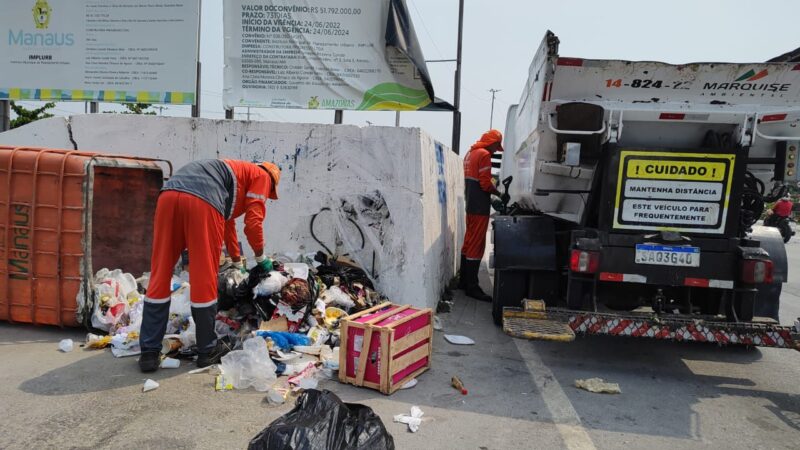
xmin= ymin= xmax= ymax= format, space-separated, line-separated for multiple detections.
xmin=761 ymin=113 xmax=788 ymax=122
xmin=659 ymin=112 xmax=686 ymax=120
xmin=556 ymin=57 xmax=583 ymax=67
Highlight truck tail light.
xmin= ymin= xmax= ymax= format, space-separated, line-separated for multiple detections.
xmin=570 ymin=249 xmax=599 ymax=274
xmin=740 ymin=259 xmax=773 ymax=284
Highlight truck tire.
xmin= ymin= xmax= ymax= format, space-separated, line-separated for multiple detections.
xmin=492 ymin=270 xmax=526 ymax=326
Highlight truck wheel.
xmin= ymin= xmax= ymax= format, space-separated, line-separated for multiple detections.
xmin=492 ymin=270 xmax=526 ymax=326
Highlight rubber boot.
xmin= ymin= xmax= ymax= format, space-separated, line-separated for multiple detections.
xmin=464 ymin=260 xmax=492 ymax=302
xmin=457 ymin=255 xmax=468 ymax=290
xmin=193 ymin=304 xmax=231 ymax=367
xmin=139 ymin=300 xmax=170 ymax=373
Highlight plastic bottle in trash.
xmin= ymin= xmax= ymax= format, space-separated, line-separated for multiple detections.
xmin=451 ymin=376 xmax=468 ymax=395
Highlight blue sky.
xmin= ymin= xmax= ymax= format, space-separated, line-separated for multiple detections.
xmin=15 ymin=0 xmax=800 ymax=154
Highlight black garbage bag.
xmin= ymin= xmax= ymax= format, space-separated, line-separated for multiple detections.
xmin=233 ymin=264 xmax=270 ymax=305
xmin=316 ymin=264 xmax=374 ymax=290
xmin=248 ymin=390 xmax=395 ymax=450
xmin=218 ymin=266 xmax=244 ymax=310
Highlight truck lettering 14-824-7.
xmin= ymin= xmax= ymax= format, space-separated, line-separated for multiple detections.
xmin=606 ymin=79 xmax=688 ymax=89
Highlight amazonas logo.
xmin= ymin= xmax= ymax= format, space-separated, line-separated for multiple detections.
xmin=735 ymin=69 xmax=769 ymax=82
xmin=32 ymin=0 xmax=52 ymax=30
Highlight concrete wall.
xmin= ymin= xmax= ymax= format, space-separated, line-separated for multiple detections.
xmin=0 ymin=115 xmax=464 ymax=309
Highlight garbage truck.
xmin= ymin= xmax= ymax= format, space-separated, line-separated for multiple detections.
xmin=494 ymin=32 xmax=800 ymax=348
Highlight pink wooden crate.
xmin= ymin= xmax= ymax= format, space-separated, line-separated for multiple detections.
xmin=339 ymin=302 xmax=432 ymax=394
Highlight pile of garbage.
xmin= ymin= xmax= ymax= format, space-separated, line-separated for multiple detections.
xmin=83 ymin=251 xmax=387 ymax=400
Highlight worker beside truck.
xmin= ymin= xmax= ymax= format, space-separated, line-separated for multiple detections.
xmin=459 ymin=129 xmax=508 ymax=302
xmin=139 ymin=159 xmax=281 ymax=373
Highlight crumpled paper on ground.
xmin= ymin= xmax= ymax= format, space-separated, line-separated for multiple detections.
xmin=394 ymin=405 xmax=424 ymax=432
xmin=575 ymin=378 xmax=621 ymax=394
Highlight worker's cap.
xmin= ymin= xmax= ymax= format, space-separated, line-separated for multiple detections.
xmin=472 ymin=129 xmax=504 ymax=152
xmin=259 ymin=162 xmax=281 ymax=200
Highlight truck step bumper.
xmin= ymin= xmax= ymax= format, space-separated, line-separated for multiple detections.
xmin=502 ymin=300 xmax=576 ymax=342
xmin=502 ymin=300 xmax=800 ymax=350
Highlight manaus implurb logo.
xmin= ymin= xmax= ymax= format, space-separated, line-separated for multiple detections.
xmin=32 ymin=0 xmax=52 ymax=30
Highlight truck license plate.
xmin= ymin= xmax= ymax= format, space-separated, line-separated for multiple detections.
xmin=634 ymin=244 xmax=700 ymax=267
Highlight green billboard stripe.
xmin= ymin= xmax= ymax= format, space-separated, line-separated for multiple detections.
xmin=357 ymin=83 xmax=431 ymax=111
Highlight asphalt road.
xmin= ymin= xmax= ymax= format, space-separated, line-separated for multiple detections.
xmin=1 ymin=243 xmax=800 ymax=449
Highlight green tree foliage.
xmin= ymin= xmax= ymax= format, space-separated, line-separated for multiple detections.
xmin=120 ymin=103 xmax=157 ymax=115
xmin=10 ymin=101 xmax=55 ymax=129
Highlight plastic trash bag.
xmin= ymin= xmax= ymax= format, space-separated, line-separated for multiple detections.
xmin=248 ymin=389 xmax=395 ymax=450
xmin=218 ymin=266 xmax=247 ymax=310
xmin=284 ymin=263 xmax=310 ymax=280
xmin=169 ymin=283 xmax=191 ymax=317
xmin=254 ymin=271 xmax=290 ymax=297
xmin=220 ymin=336 xmax=277 ymax=391
xmin=321 ymin=286 xmax=355 ymax=309
xmin=254 ymin=331 xmax=311 ymax=351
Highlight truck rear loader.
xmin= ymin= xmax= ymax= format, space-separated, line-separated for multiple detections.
xmin=494 ymin=32 xmax=800 ymax=349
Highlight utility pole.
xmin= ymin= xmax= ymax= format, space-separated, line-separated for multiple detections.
xmin=334 ymin=110 xmax=343 ymax=124
xmin=225 ymin=108 xmax=234 ymax=119
xmin=451 ymin=0 xmax=465 ymax=155
xmin=0 ymin=100 xmax=10 ymax=131
xmin=191 ymin=0 xmax=202 ymax=118
xmin=246 ymin=106 xmax=251 ymax=121
xmin=488 ymin=88 xmax=501 ymax=129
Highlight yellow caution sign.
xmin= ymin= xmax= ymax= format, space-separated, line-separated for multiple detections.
xmin=626 ymin=159 xmax=726 ymax=181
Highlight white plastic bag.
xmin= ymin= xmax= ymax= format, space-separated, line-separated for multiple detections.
xmin=220 ymin=336 xmax=277 ymax=391
xmin=284 ymin=263 xmax=309 ymax=280
xmin=178 ymin=317 xmax=196 ymax=348
xmin=253 ymin=271 xmax=289 ymax=297
xmin=58 ymin=339 xmax=74 ymax=352
xmin=169 ymin=283 xmax=191 ymax=317
xmin=321 ymin=286 xmax=355 ymax=309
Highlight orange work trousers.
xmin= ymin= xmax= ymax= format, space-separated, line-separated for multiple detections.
xmin=145 ymin=191 xmax=224 ymax=305
xmin=462 ymin=214 xmax=490 ymax=260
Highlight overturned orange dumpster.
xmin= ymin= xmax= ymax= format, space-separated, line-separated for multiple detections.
xmin=0 ymin=146 xmax=169 ymax=327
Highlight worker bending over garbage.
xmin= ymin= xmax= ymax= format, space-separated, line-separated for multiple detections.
xmin=139 ymin=159 xmax=281 ymax=372
xmin=459 ymin=129 xmax=507 ymax=302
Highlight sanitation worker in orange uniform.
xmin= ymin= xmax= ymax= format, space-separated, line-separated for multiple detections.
xmin=139 ymin=159 xmax=281 ymax=372
xmin=459 ymin=129 xmax=507 ymax=302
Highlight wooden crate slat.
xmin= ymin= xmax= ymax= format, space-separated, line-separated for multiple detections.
xmin=354 ymin=326 xmax=374 ymax=385
xmin=390 ymin=345 xmax=429 ymax=377
xmin=344 ymin=301 xmax=393 ymax=321
xmin=365 ymin=304 xmax=411 ymax=325
xmin=387 ymin=308 xmax=431 ymax=329
xmin=392 ymin=326 xmax=431 ymax=355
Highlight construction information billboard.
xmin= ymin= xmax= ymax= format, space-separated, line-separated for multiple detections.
xmin=613 ymin=150 xmax=736 ymax=234
xmin=0 ymin=0 xmax=199 ymax=105
xmin=223 ymin=0 xmax=437 ymax=111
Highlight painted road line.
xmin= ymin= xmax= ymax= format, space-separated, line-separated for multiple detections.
xmin=514 ymin=339 xmax=597 ymax=450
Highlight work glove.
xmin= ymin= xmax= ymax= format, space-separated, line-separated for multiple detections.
xmin=232 ymin=261 xmax=247 ymax=274
xmin=255 ymin=255 xmax=273 ymax=272
xmin=501 ymin=192 xmax=510 ymax=204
